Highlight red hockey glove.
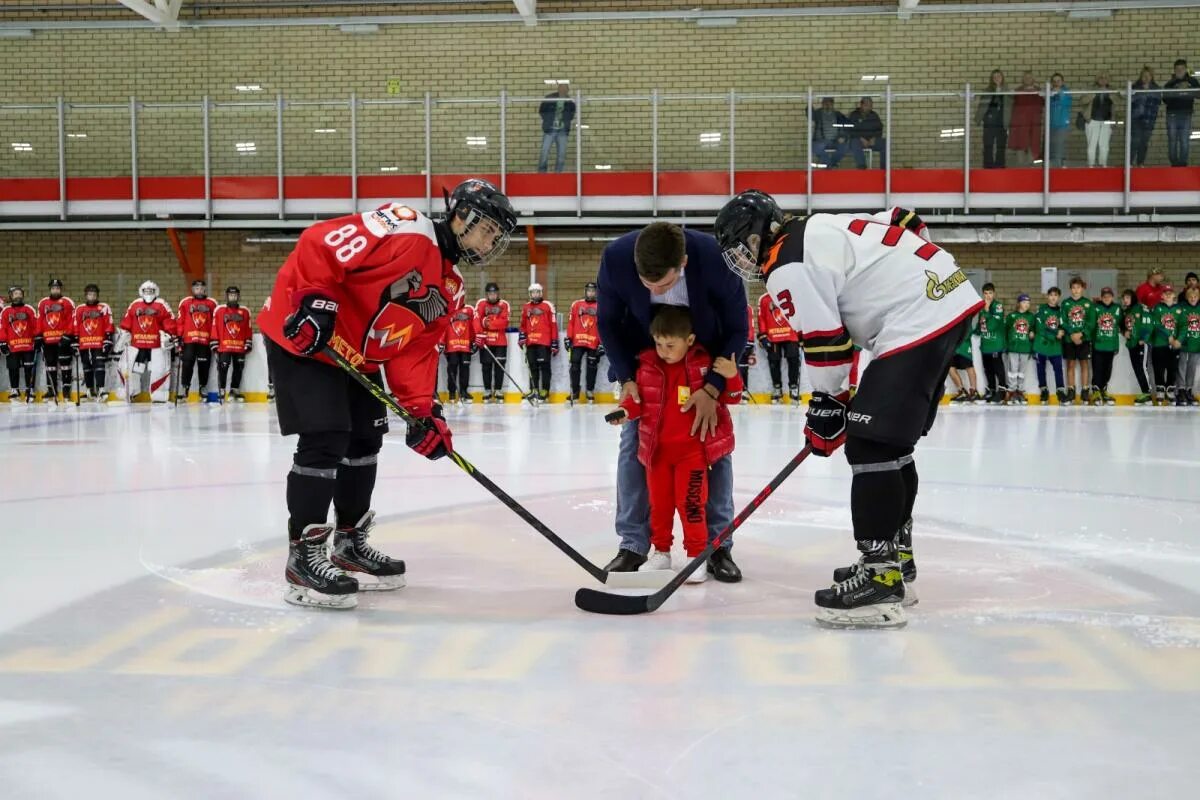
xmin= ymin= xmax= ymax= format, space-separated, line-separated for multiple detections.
xmin=474 ymin=332 xmax=487 ymax=348
xmin=551 ymin=339 xmax=560 ymax=357
xmin=283 ymin=294 xmax=338 ymax=357
xmin=804 ymin=391 xmax=850 ymax=457
xmin=518 ymin=331 xmax=528 ymax=349
xmin=406 ymin=404 xmax=454 ymax=461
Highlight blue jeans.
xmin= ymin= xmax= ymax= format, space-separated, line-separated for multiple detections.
xmin=813 ymin=138 xmax=847 ymax=167
xmin=1049 ymin=128 xmax=1068 ymax=167
xmin=615 ymin=419 xmax=734 ymax=556
xmin=1166 ymin=112 xmax=1192 ymax=166
xmin=850 ymin=137 xmax=886 ymax=169
xmin=538 ymin=130 xmax=569 ymax=172
xmin=1035 ymin=354 xmax=1064 ymax=390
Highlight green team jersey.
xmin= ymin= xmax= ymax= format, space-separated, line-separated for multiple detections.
xmin=1033 ymin=304 xmax=1065 ymax=356
xmin=955 ymin=326 xmax=974 ymax=358
xmin=1060 ymin=295 xmax=1095 ymax=340
xmin=1005 ymin=310 xmax=1036 ymax=354
xmin=1149 ymin=302 xmax=1183 ymax=347
xmin=1090 ymin=302 xmax=1123 ymax=353
xmin=1176 ymin=302 xmax=1200 ymax=353
xmin=976 ymin=300 xmax=1006 ymax=354
xmin=1121 ymin=302 xmax=1153 ymax=348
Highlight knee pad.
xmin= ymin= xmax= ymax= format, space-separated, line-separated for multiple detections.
xmin=845 ymin=436 xmax=913 ymax=468
xmin=294 ymin=430 xmax=351 ymax=471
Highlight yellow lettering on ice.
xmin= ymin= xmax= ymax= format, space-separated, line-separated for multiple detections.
xmin=979 ymin=625 xmax=1126 ymax=690
xmin=265 ymin=625 xmax=409 ymax=679
xmin=420 ymin=627 xmax=559 ymax=682
xmin=734 ymin=633 xmax=850 ymax=686
xmin=116 ymin=622 xmax=298 ymax=677
xmin=580 ymin=632 xmax=709 ymax=684
xmin=0 ymin=607 xmax=187 ymax=673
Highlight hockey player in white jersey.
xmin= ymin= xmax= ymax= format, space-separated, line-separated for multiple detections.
xmin=715 ymin=190 xmax=982 ymax=629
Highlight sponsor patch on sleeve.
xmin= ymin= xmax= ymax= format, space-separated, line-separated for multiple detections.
xmin=362 ymin=204 xmax=418 ymax=237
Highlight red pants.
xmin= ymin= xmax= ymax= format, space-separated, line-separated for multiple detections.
xmin=647 ymin=446 xmax=709 ymax=557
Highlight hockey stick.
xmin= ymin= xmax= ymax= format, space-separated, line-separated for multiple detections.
xmin=575 ymin=445 xmax=813 ymax=616
xmin=481 ymin=343 xmax=536 ymax=405
xmin=324 ymin=345 xmax=611 ymax=583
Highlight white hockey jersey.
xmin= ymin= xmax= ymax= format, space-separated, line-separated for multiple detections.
xmin=762 ymin=209 xmax=982 ymax=395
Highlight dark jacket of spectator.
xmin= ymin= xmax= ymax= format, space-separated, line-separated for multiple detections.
xmin=539 ymin=92 xmax=576 ymax=134
xmin=1131 ymin=79 xmax=1161 ymax=125
xmin=1162 ymin=75 xmax=1200 ymax=114
xmin=812 ymin=107 xmax=851 ymax=142
xmin=974 ymin=88 xmax=1014 ymax=129
xmin=597 ymin=228 xmax=748 ymax=393
xmin=849 ymin=108 xmax=884 ymax=140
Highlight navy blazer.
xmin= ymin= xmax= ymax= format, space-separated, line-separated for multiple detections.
xmin=597 ymin=227 xmax=748 ymax=391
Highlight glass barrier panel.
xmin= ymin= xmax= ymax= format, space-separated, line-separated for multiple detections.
xmin=357 ymin=100 xmax=427 ymax=176
xmin=659 ymin=96 xmax=728 ymax=173
xmin=506 ymin=93 xmax=582 ymax=174
xmin=283 ymin=102 xmax=350 ymax=176
xmin=209 ymin=102 xmax=279 ymax=178
xmin=137 ymin=104 xmax=204 ymax=177
xmin=1054 ymin=86 xmax=1125 ymax=169
xmin=809 ymin=91 xmax=886 ymax=171
xmin=431 ymin=99 xmax=500 ymax=176
xmin=579 ymin=96 xmax=652 ymax=173
xmin=890 ymin=93 xmax=963 ymax=170
xmin=0 ymin=106 xmax=59 ymax=179
xmin=734 ymin=95 xmax=809 ymax=171
xmin=1132 ymin=84 xmax=1200 ymax=168
xmin=65 ymin=105 xmax=130 ymax=178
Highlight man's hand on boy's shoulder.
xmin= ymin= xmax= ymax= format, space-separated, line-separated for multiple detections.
xmin=712 ymin=353 xmax=738 ymax=379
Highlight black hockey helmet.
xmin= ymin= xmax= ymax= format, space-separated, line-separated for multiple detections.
xmin=485 ymin=281 xmax=500 ymax=294
xmin=714 ymin=189 xmax=786 ymax=282
xmin=226 ymin=285 xmax=240 ymax=295
xmin=84 ymin=283 xmax=100 ymax=301
xmin=444 ymin=178 xmax=517 ymax=268
xmin=585 ymin=281 xmax=598 ymax=299
xmin=225 ymin=286 xmax=241 ymax=304
xmin=48 ymin=278 xmax=63 ymax=289
xmin=8 ymin=286 xmax=25 ymax=304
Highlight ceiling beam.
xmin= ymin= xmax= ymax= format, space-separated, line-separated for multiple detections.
xmin=115 ymin=0 xmax=182 ymax=27
xmin=513 ymin=0 xmax=536 ymax=27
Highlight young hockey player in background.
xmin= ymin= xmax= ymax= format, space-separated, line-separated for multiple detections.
xmin=1177 ymin=285 xmax=1200 ymax=405
xmin=948 ymin=327 xmax=979 ymax=403
xmin=519 ymin=282 xmax=559 ymax=403
xmin=1150 ymin=285 xmax=1183 ymax=405
xmin=1089 ymin=287 xmax=1122 ymax=405
xmin=71 ymin=283 xmax=114 ymax=402
xmin=474 ymin=282 xmax=510 ymax=403
xmin=442 ymin=302 xmax=476 ymax=403
xmin=1061 ymin=277 xmax=1095 ymax=405
xmin=38 ymin=279 xmax=75 ymax=402
xmin=976 ymin=283 xmax=1006 ymax=403
xmin=1034 ymin=287 xmax=1067 ymax=404
xmin=212 ymin=286 xmax=253 ymax=402
xmin=1 ymin=287 xmax=39 ymax=403
xmin=177 ymin=280 xmax=217 ymax=402
xmin=757 ymin=289 xmax=802 ymax=405
xmin=566 ymin=282 xmax=602 ymax=405
xmin=1004 ymin=293 xmax=1036 ymax=404
xmin=118 ymin=281 xmax=176 ymax=402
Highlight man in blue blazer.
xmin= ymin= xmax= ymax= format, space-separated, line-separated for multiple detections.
xmin=597 ymin=222 xmax=749 ymax=581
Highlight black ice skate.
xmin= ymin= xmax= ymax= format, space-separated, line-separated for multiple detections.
xmin=816 ymin=541 xmax=907 ymax=629
xmin=586 ymin=391 xmax=595 ymax=405
xmin=330 ymin=510 xmax=406 ymax=591
xmin=1040 ymin=388 xmax=1049 ymax=404
xmin=771 ymin=386 xmax=783 ymax=404
xmin=832 ymin=517 xmax=917 ymax=607
xmin=8 ymin=389 xmax=19 ymax=402
xmin=789 ymin=386 xmax=801 ymax=406
xmin=1056 ymin=388 xmax=1068 ymax=405
xmin=1066 ymin=387 xmax=1076 ymax=405
xmin=285 ymin=524 xmax=359 ymax=609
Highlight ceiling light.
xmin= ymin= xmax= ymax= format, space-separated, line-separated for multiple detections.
xmin=939 ymin=127 xmax=965 ymax=139
xmin=380 ymin=166 xmax=399 ymax=172
xmin=66 ymin=133 xmax=87 ymax=139
xmin=594 ymin=164 xmax=611 ymax=170
xmin=699 ymin=132 xmax=722 ymax=147
xmin=696 ymin=17 xmax=737 ymax=27
xmin=10 ymin=142 xmax=33 ymax=152
xmin=234 ymin=84 xmax=263 ymax=92
xmin=543 ymin=79 xmax=570 ymax=85
xmin=313 ymin=128 xmax=337 ymax=134
xmin=1191 ymin=131 xmax=1200 ymax=141
xmin=339 ymin=23 xmax=380 ymax=34
xmin=579 ymin=124 xmax=590 ymax=130
xmin=861 ymin=74 xmax=890 ymax=82
xmin=465 ymin=136 xmax=487 ymax=147
xmin=235 ymin=142 xmax=257 ymax=154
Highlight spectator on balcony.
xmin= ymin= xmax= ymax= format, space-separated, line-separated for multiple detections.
xmin=1131 ymin=66 xmax=1161 ymax=167
xmin=1163 ymin=58 xmax=1199 ymax=167
xmin=1008 ymin=71 xmax=1043 ymax=166
xmin=1047 ymin=73 xmax=1073 ymax=167
xmin=811 ymin=96 xmax=850 ymax=168
xmin=538 ymin=82 xmax=576 ymax=173
xmin=975 ymin=69 xmax=1013 ymax=168
xmin=1079 ymin=72 xmax=1118 ymax=168
xmin=848 ymin=97 xmax=886 ymax=170
xmin=1136 ymin=268 xmax=1168 ymax=309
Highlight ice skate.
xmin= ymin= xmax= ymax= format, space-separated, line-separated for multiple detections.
xmin=816 ymin=541 xmax=907 ymax=629
xmin=951 ymin=388 xmax=969 ymax=403
xmin=789 ymin=386 xmax=801 ymax=407
xmin=330 ymin=510 xmax=406 ymax=591
xmin=645 ymin=550 xmax=672 ymax=571
xmin=284 ymin=524 xmax=359 ymax=609
xmin=832 ymin=517 xmax=917 ymax=607
xmin=1065 ymin=387 xmax=1076 ymax=405
xmin=586 ymin=391 xmax=595 ymax=405
xmin=25 ymin=389 xmax=34 ymax=404
xmin=233 ymin=390 xmax=246 ymax=403
xmin=1100 ymin=390 xmax=1115 ymax=405
xmin=1056 ymin=388 xmax=1068 ymax=405
xmin=567 ymin=392 xmax=578 ymax=407
xmin=771 ymin=385 xmax=783 ymax=404
xmin=8 ymin=389 xmax=18 ymax=402
xmin=97 ymin=389 xmax=109 ymax=403
xmin=968 ymin=389 xmax=981 ymax=403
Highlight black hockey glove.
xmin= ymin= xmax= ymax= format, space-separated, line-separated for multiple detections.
xmin=33 ymin=335 xmax=44 ymax=352
xmin=0 ymin=343 xmax=9 ymax=358
xmin=804 ymin=391 xmax=850 ymax=457
xmin=406 ymin=404 xmax=454 ymax=461
xmin=283 ymin=294 xmax=338 ymax=357
xmin=244 ymin=338 xmax=253 ymax=354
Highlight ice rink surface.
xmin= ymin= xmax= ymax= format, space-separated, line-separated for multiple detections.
xmin=0 ymin=400 xmax=1197 ymax=799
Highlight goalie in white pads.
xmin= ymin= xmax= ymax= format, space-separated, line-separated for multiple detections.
xmin=715 ymin=191 xmax=982 ymax=629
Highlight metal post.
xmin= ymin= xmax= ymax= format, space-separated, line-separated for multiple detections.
xmin=963 ymin=83 xmax=971 ymax=214
xmin=728 ymin=88 xmax=736 ymax=196
xmin=202 ymin=95 xmax=211 ymax=221
xmin=424 ymin=91 xmax=432 ymax=216
xmin=1043 ymin=81 xmax=1051 ymax=214
xmin=276 ymin=93 xmax=285 ymax=220
xmin=56 ymin=96 xmax=66 ymax=221
xmin=499 ymin=89 xmax=507 ymax=193
xmin=884 ymin=83 xmax=892 ymax=208
xmin=349 ymin=92 xmax=358 ymax=213
xmin=1124 ymin=79 xmax=1133 ymax=213
xmin=576 ymin=88 xmax=583 ymax=217
xmin=806 ymin=87 xmax=813 ymax=214
xmin=130 ymin=96 xmax=139 ymax=220
xmin=651 ymin=89 xmax=658 ymax=216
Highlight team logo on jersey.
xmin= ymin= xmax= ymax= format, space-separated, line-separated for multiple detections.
xmin=364 ymin=204 xmax=418 ymax=237
xmin=444 ymin=275 xmax=460 ymax=298
xmin=924 ymin=269 xmax=968 ymax=301
xmin=1098 ymin=314 xmax=1115 ymax=332
xmin=1013 ymin=319 xmax=1030 ymax=335
xmin=1161 ymin=314 xmax=1176 ymax=331
xmin=1069 ymin=306 xmax=1087 ymax=323
xmin=84 ymin=319 xmax=98 ymax=335
xmin=1189 ymin=316 xmax=1200 ymax=332
xmin=363 ymin=303 xmax=422 ymax=361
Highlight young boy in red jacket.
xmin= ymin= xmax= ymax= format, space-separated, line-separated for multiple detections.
xmin=608 ymin=306 xmax=743 ymax=583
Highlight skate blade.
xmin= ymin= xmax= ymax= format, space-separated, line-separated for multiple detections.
xmin=354 ymin=574 xmax=406 ymax=591
xmin=284 ymin=585 xmax=358 ymax=609
xmin=603 ymin=569 xmax=676 ymax=589
xmin=901 ymin=583 xmax=918 ymax=608
xmin=815 ymin=602 xmax=907 ymax=630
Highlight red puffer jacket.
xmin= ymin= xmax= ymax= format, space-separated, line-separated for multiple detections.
xmin=620 ymin=344 xmax=742 ymax=467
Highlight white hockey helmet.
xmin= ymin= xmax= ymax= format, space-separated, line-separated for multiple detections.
xmin=139 ymin=280 xmax=159 ymax=302
xmin=528 ymin=282 xmax=544 ymax=300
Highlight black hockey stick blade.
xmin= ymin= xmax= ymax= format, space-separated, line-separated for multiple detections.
xmin=574 ymin=445 xmax=812 ymax=615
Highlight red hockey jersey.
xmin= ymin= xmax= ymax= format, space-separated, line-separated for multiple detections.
xmin=0 ymin=304 xmax=39 ymax=353
xmin=257 ymin=204 xmax=464 ymax=418
xmin=38 ymin=296 xmax=76 ymax=344
xmin=757 ymin=292 xmax=799 ymax=343
xmin=178 ymin=296 xmax=218 ymax=344
xmin=212 ymin=304 xmax=253 ymax=353
xmin=444 ymin=306 xmax=476 ymax=354
xmin=474 ymin=298 xmax=510 ymax=347
xmin=520 ymin=300 xmax=558 ymax=347
xmin=120 ymin=298 xmax=176 ymax=349
xmin=567 ymin=298 xmax=600 ymax=349
xmin=72 ymin=302 xmax=115 ymax=350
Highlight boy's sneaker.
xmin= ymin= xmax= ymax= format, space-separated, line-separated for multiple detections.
xmin=645 ymin=550 xmax=672 ymax=571
xmin=951 ymin=389 xmax=969 ymax=403
xmin=685 ymin=560 xmax=709 ymax=584
xmin=815 ymin=540 xmax=907 ymax=629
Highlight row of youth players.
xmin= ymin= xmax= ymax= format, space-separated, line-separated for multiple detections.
xmin=0 ymin=280 xmax=253 ymax=403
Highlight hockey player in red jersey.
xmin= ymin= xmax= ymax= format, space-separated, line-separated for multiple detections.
xmin=1 ymin=286 xmax=39 ymax=403
xmin=117 ymin=281 xmax=177 ymax=402
xmin=257 ymin=178 xmax=517 ymax=609
xmin=474 ymin=282 xmax=510 ymax=403
xmin=716 ymin=191 xmax=982 ymax=629
xmin=758 ymin=290 xmax=802 ymax=405
xmin=441 ymin=303 xmax=476 ymax=403
xmin=71 ymin=284 xmax=114 ymax=402
xmin=38 ymin=279 xmax=76 ymax=402
xmin=519 ymin=282 xmax=559 ymax=403
xmin=212 ymin=286 xmax=253 ymax=402
xmin=566 ymin=281 xmax=602 ymax=404
xmin=177 ymin=280 xmax=218 ymax=402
